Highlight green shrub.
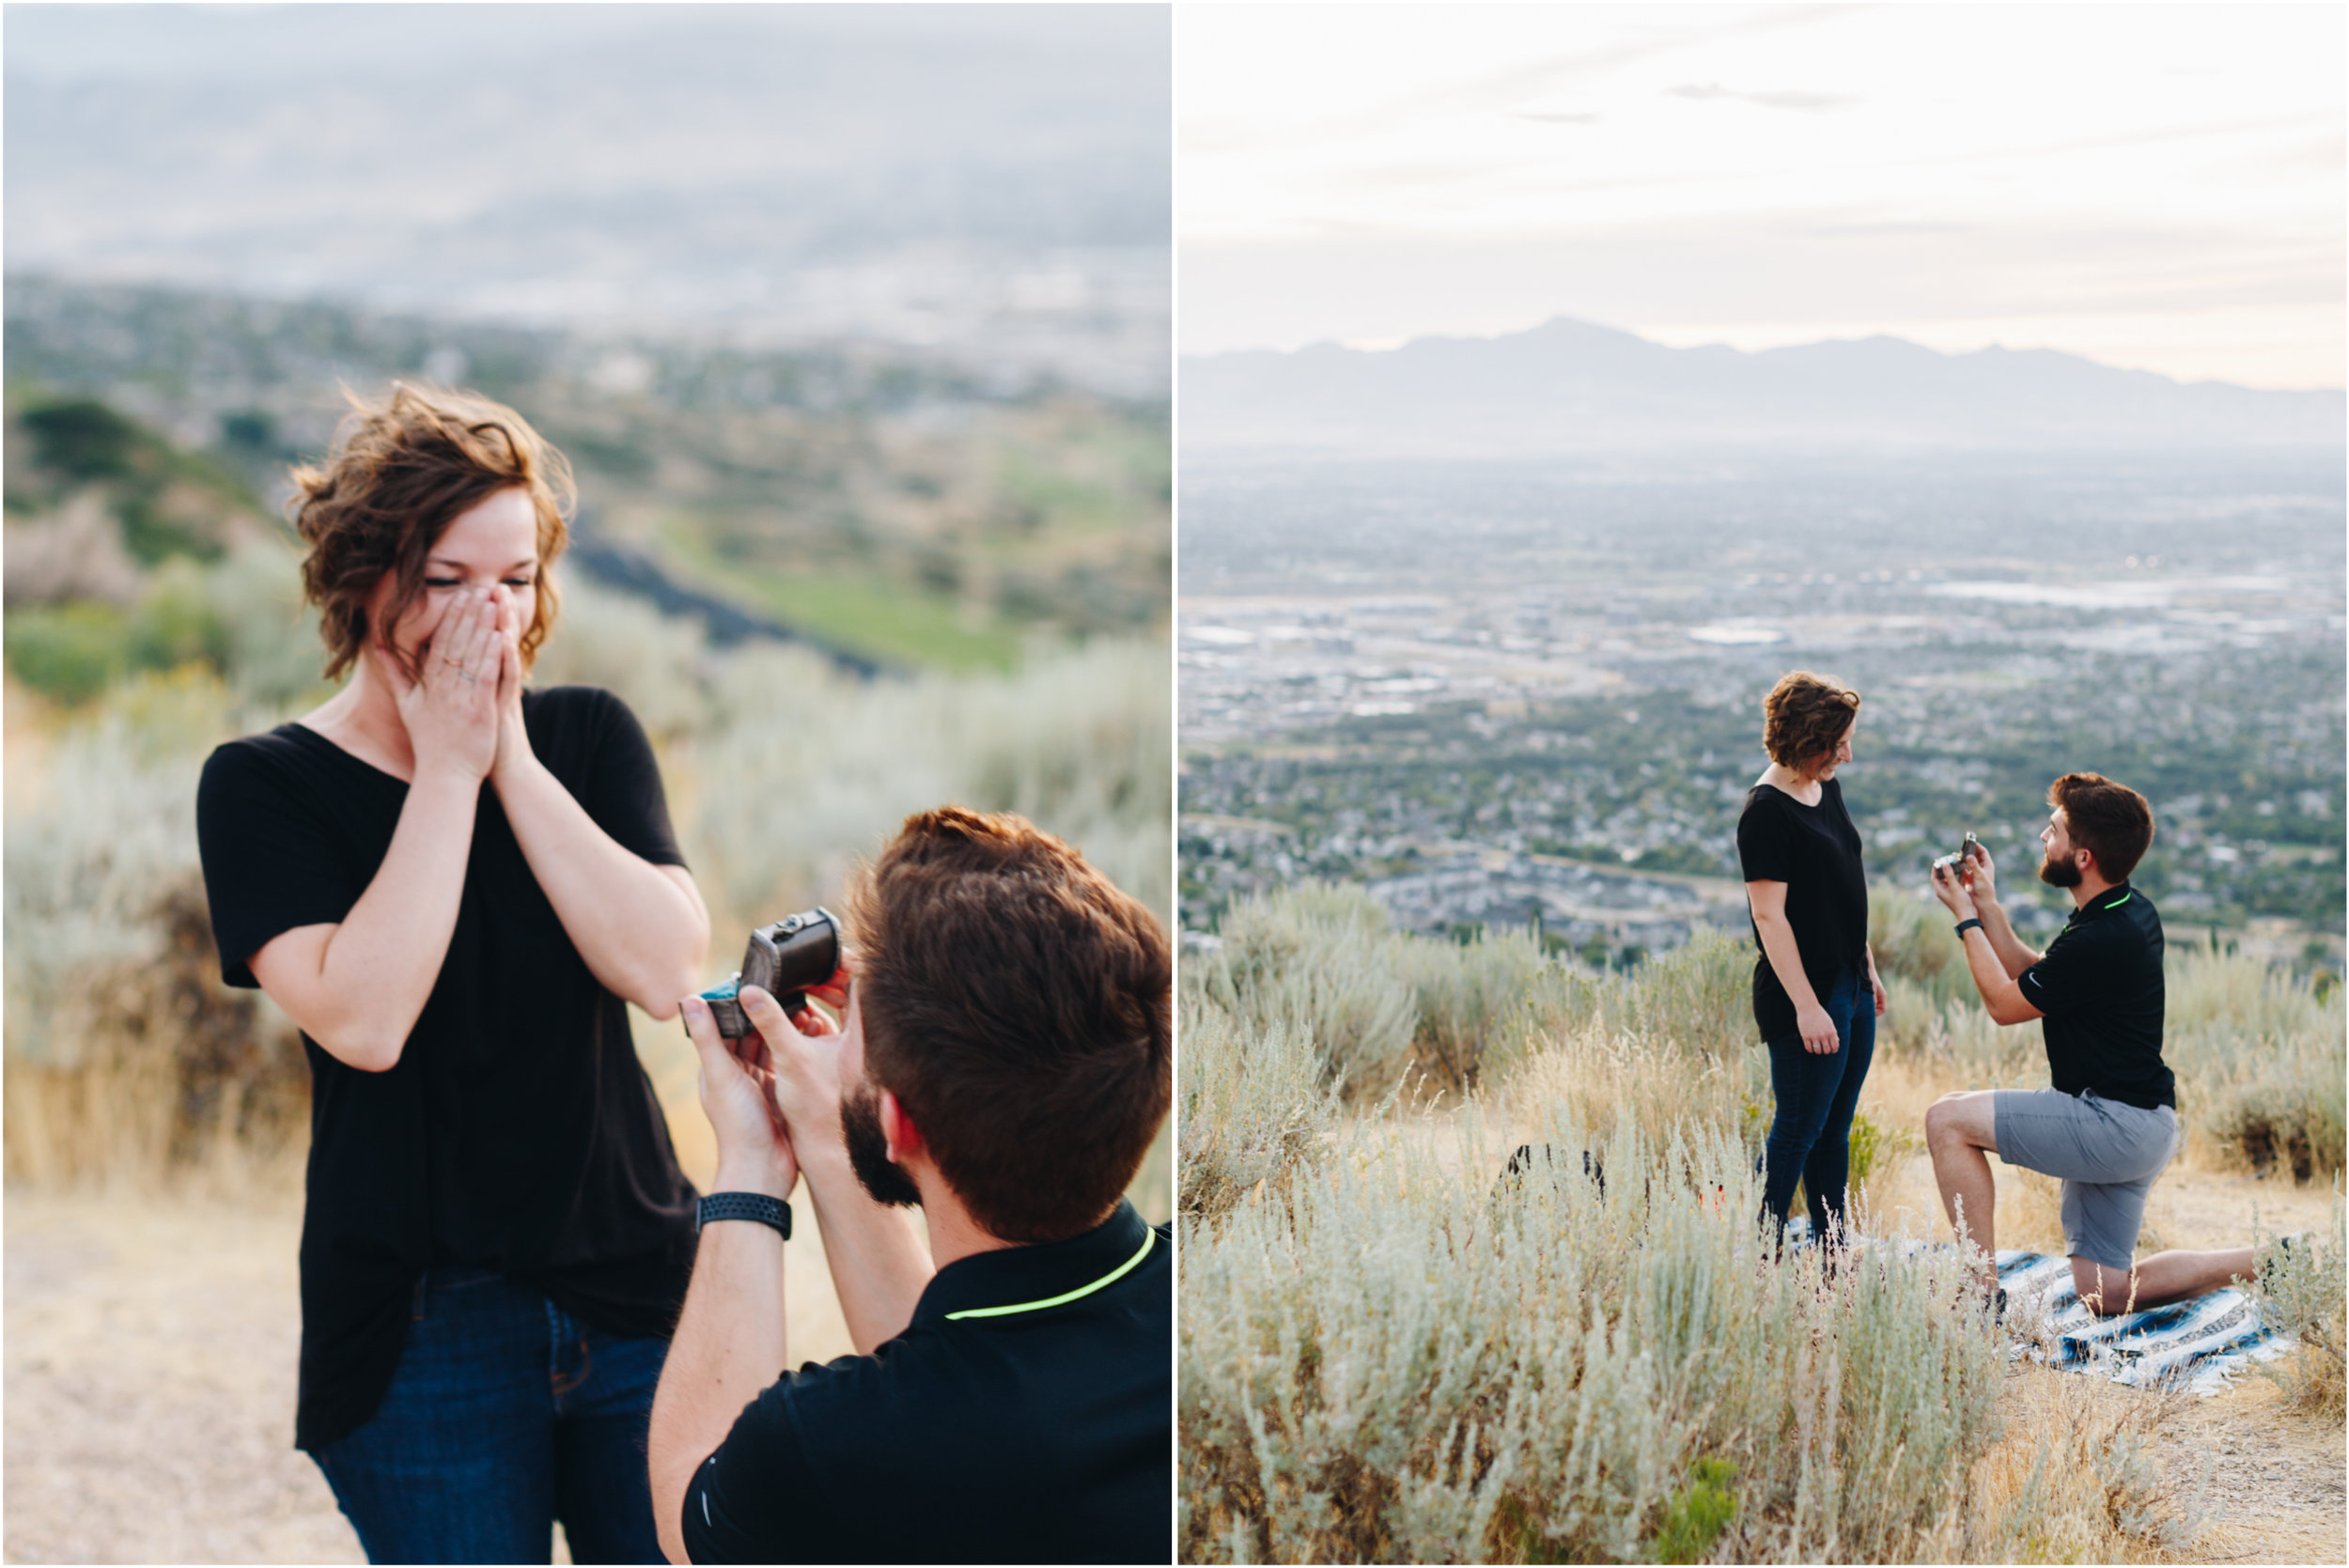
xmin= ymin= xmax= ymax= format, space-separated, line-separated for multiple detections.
xmin=1615 ymin=924 xmax=1755 ymax=1053
xmin=1844 ymin=1110 xmax=1918 ymax=1193
xmin=1177 ymin=1002 xmax=1335 ymax=1223
xmin=1506 ymin=1013 xmax=1768 ymax=1162
xmin=531 ymin=573 xmax=713 ymax=739
xmin=1180 ymin=1105 xmax=2007 ymax=1563
xmin=1868 ymin=888 xmax=1976 ymax=1008
xmin=129 ymin=556 xmax=233 ymax=673
xmin=5 ymin=539 xmax=326 ymax=709
xmin=1394 ymin=924 xmax=1551 ymax=1089
xmin=2164 ymin=939 xmax=2346 ymax=1179
xmin=1192 ymin=884 xmax=1418 ymax=1098
xmin=3 ymin=676 xmax=308 ymax=1181
xmin=1653 ymin=1459 xmax=1738 ymax=1565
xmin=21 ymin=398 xmax=141 ymax=481
xmin=690 ymin=638 xmax=1171 ymax=929
xmin=6 ymin=600 xmax=134 ymax=704
xmin=2250 ymin=1188 xmax=2346 ymax=1418
xmin=6 ymin=627 xmax=1171 ymax=1196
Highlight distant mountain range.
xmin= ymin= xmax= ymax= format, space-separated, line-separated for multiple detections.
xmin=1181 ymin=318 xmax=2343 ymax=457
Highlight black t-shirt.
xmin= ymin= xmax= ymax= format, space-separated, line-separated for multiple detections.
xmin=683 ymin=1200 xmax=1172 ymax=1565
xmin=195 ymin=685 xmax=700 ymax=1452
xmin=2016 ymin=882 xmax=2174 ymax=1110
xmin=1736 ymin=779 xmax=1870 ymax=1040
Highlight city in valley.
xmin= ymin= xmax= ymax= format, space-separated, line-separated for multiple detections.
xmin=1179 ymin=453 xmax=2345 ymax=971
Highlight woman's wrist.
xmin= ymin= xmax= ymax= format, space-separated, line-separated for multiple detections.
xmin=408 ymin=756 xmax=489 ymax=798
xmin=490 ymin=739 xmax=545 ymax=789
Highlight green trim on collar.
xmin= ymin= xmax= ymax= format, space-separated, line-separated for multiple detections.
xmin=2103 ymin=892 xmax=2133 ymax=908
xmin=943 ymin=1227 xmax=1157 ymax=1321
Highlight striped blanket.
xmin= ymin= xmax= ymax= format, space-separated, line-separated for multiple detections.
xmin=1994 ymin=1250 xmax=2290 ymax=1396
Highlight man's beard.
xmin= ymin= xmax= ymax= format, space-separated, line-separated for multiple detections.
xmin=2039 ymin=850 xmax=2082 ymax=889
xmin=841 ymin=1078 xmax=924 ymax=1209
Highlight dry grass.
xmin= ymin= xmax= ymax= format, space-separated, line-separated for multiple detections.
xmin=1181 ymin=893 xmax=2342 ymax=1562
xmin=5 ymin=576 xmax=1173 ymax=1201
xmin=1964 ymin=1367 xmax=2208 ymax=1564
xmin=2245 ymin=1185 xmax=2348 ymax=1421
xmin=1182 ymin=1098 xmax=2013 ymax=1564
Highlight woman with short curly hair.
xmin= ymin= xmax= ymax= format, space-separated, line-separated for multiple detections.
xmin=1737 ymin=670 xmax=1885 ymax=1250
xmin=195 ymin=384 xmax=715 ymax=1561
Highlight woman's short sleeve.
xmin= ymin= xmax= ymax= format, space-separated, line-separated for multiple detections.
xmin=576 ymin=690 xmax=688 ymax=869
xmin=196 ymin=741 xmax=364 ymax=987
xmin=1736 ymin=796 xmax=1793 ymax=884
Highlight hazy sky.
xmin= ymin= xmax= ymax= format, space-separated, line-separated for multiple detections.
xmin=6 ymin=5 xmax=1170 ymax=389
xmin=1181 ymin=4 xmax=2344 ymax=387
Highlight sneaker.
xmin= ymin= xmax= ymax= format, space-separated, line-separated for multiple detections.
xmin=2257 ymin=1234 xmax=2305 ymax=1294
xmin=1954 ymin=1275 xmax=2008 ymax=1331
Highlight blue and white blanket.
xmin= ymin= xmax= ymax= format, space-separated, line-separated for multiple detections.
xmin=1993 ymin=1250 xmax=2290 ymax=1396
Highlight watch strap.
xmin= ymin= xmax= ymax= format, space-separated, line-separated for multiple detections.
xmin=1953 ymin=917 xmax=1985 ymax=939
xmin=697 ymin=1190 xmax=792 ymax=1239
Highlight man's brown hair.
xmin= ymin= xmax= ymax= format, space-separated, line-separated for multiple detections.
xmin=1761 ymin=670 xmax=1861 ymax=770
xmin=2048 ymin=772 xmax=2155 ymax=882
xmin=289 ymin=383 xmax=574 ymax=681
xmin=847 ymin=806 xmax=1171 ymax=1243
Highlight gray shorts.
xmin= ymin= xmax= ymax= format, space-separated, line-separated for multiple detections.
xmin=1992 ymin=1088 xmax=2179 ymax=1271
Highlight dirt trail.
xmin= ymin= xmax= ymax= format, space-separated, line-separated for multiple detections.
xmin=2155 ymin=1374 xmax=2347 ymax=1564
xmin=3 ymin=1182 xmax=864 ymax=1565
xmin=1864 ymin=1153 xmax=2345 ymax=1565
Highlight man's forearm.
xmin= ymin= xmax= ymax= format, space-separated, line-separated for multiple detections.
xmin=797 ymin=1141 xmax=934 ymax=1354
xmin=1959 ymin=927 xmax=2036 ymax=1025
xmin=648 ymin=1194 xmax=788 ymax=1565
xmin=1972 ymin=896 xmax=2040 ymax=979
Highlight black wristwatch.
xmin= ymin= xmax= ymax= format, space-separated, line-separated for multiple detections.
xmin=696 ymin=1191 xmax=792 ymax=1239
xmin=1953 ymin=917 xmax=1984 ymax=939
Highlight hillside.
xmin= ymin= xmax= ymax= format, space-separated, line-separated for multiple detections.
xmin=1181 ymin=317 xmax=2344 ymax=458
xmin=4 ymin=280 xmax=1170 ymax=676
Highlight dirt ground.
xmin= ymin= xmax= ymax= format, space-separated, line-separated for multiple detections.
xmin=1861 ymin=1128 xmax=2347 ymax=1565
xmin=3 ymin=1177 xmax=864 ymax=1565
xmin=2153 ymin=1374 xmax=2347 ymax=1565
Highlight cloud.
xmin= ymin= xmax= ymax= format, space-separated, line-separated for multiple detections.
xmin=1509 ymin=111 xmax=1605 ymax=125
xmin=1183 ymin=4 xmax=1858 ymax=156
xmin=1664 ymin=82 xmax=1859 ymax=111
xmin=1889 ymin=111 xmax=2336 ymax=172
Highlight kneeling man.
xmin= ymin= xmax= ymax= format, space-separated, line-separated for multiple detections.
xmin=649 ymin=807 xmax=1171 ymax=1563
xmin=1925 ymin=771 xmax=2260 ymax=1317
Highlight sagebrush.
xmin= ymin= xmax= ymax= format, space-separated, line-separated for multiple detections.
xmin=1178 ymin=883 xmax=2324 ymax=1561
xmin=6 ymin=541 xmax=1173 ymax=1207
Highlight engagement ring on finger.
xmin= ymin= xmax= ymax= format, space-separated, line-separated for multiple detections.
xmin=458 ymin=670 xmax=479 ymax=683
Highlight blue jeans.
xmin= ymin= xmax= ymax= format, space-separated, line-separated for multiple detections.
xmin=1761 ymin=964 xmax=1876 ymax=1245
xmin=312 ymin=1267 xmax=669 ymax=1564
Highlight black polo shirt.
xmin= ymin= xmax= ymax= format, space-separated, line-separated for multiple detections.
xmin=2015 ymin=882 xmax=2174 ymax=1110
xmin=683 ymin=1199 xmax=1171 ymax=1565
